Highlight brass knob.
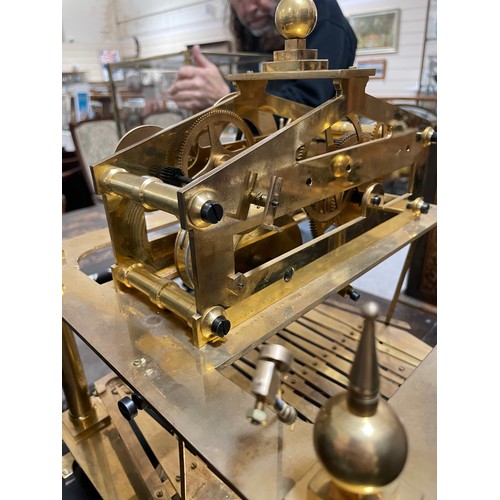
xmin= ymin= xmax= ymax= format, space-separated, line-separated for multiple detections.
xmin=275 ymin=0 xmax=317 ymax=39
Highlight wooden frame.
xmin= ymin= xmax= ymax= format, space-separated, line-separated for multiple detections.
xmin=355 ymin=59 xmax=387 ymax=79
xmin=349 ymin=9 xmax=400 ymax=55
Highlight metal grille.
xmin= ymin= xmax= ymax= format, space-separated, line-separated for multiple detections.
xmin=221 ymin=296 xmax=432 ymax=423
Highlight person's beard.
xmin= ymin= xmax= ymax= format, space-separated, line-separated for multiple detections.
xmin=247 ymin=0 xmax=278 ymax=36
xmin=248 ymin=15 xmax=275 ymax=37
xmin=248 ymin=3 xmax=283 ymax=52
xmin=256 ymin=24 xmax=285 ymax=51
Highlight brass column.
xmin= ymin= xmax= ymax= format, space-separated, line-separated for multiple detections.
xmin=62 ymin=321 xmax=96 ymax=422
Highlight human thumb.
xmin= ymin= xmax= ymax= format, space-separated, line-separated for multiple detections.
xmin=191 ymin=45 xmax=211 ymax=68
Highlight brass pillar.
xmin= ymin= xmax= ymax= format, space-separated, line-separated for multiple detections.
xmin=62 ymin=321 xmax=96 ymax=422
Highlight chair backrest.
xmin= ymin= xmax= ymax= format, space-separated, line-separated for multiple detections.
xmin=70 ymin=119 xmax=120 ymax=201
xmin=142 ymin=111 xmax=184 ymax=129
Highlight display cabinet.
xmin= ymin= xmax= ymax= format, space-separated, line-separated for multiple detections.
xmin=63 ymin=72 xmax=112 ymax=129
xmin=105 ymin=50 xmax=272 ymax=136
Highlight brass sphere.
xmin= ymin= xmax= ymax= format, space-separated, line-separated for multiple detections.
xmin=313 ymin=392 xmax=408 ymax=494
xmin=275 ymin=0 xmax=317 ymax=39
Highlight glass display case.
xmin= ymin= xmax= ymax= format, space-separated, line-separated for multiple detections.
xmin=63 ymin=72 xmax=113 ymax=129
xmin=106 ymin=50 xmax=272 ymax=136
xmin=62 ymin=72 xmax=93 ymax=129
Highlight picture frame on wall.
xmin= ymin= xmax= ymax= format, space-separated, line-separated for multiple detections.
xmin=355 ymin=59 xmax=387 ymax=79
xmin=349 ymin=9 xmax=400 ymax=55
xmin=99 ymin=49 xmax=124 ymax=81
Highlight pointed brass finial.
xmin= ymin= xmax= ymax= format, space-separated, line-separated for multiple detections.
xmin=312 ymin=301 xmax=408 ymax=496
xmin=348 ymin=301 xmax=380 ymax=416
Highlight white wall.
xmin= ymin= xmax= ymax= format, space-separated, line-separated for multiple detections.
xmin=341 ymin=0 xmax=431 ymax=97
xmin=62 ymin=0 xmax=434 ymax=98
xmin=62 ymin=0 xmax=118 ymax=43
xmin=62 ymin=0 xmax=233 ymax=81
xmin=114 ymin=0 xmax=233 ymax=58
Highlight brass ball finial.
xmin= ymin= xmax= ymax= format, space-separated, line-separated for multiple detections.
xmin=313 ymin=395 xmax=408 ymax=494
xmin=275 ymin=0 xmax=317 ymax=39
xmin=312 ymin=301 xmax=408 ymax=495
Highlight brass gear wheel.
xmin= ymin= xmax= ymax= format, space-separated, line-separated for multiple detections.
xmin=305 ymin=115 xmax=370 ymax=237
xmin=370 ymin=121 xmax=388 ymax=140
xmin=304 ymin=192 xmax=353 ymax=237
xmin=177 ymin=109 xmax=255 ymax=178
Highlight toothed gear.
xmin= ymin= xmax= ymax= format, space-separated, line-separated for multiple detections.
xmin=295 ymin=144 xmax=306 ymax=161
xmin=158 ymin=167 xmax=185 ymax=187
xmin=333 ymin=131 xmax=372 ymax=150
xmin=306 ymin=197 xmax=340 ymax=238
xmin=177 ymin=109 xmax=255 ymax=178
xmin=305 ymin=116 xmax=369 ymax=237
xmin=371 ymin=122 xmax=386 ymax=140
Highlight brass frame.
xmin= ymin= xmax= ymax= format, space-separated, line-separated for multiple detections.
xmin=63 ymin=54 xmax=436 ymax=498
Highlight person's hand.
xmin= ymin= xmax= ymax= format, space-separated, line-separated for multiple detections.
xmin=169 ymin=45 xmax=231 ymax=113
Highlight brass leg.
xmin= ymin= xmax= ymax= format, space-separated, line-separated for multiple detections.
xmin=384 ymin=241 xmax=418 ymax=326
xmin=62 ymin=320 xmax=96 ymax=423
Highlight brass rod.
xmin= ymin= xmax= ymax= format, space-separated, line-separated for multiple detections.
xmin=384 ymin=241 xmax=418 ymax=325
xmin=62 ymin=321 xmax=95 ymax=421
xmin=101 ymin=168 xmax=180 ymax=217
xmin=178 ymin=436 xmax=187 ymax=500
xmin=117 ymin=263 xmax=196 ymax=323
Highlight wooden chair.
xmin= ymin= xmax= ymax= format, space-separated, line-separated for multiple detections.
xmin=62 ymin=146 xmax=93 ymax=213
xmin=70 ymin=118 xmax=121 ymax=202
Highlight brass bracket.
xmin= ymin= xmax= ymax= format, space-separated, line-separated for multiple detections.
xmin=259 ymin=175 xmax=284 ymax=232
xmin=231 ymin=172 xmax=284 ymax=232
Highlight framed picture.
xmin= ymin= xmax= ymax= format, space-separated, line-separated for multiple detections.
xmin=355 ymin=59 xmax=387 ymax=79
xmin=99 ymin=49 xmax=124 ymax=81
xmin=349 ymin=9 xmax=400 ymax=55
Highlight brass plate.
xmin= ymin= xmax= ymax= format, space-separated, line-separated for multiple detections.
xmin=62 ymin=206 xmax=436 ymax=498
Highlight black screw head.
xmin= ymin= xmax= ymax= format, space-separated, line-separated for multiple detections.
xmin=420 ymin=202 xmax=430 ymax=214
xmin=200 ymin=201 xmax=223 ymax=224
xmin=211 ymin=315 xmax=231 ymax=337
xmin=284 ymin=268 xmax=294 ymax=282
xmin=132 ymin=393 xmax=147 ymax=410
xmin=406 ymin=199 xmax=430 ymax=214
xmin=118 ymin=396 xmax=138 ymax=421
xmin=371 ymin=195 xmax=381 ymax=206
